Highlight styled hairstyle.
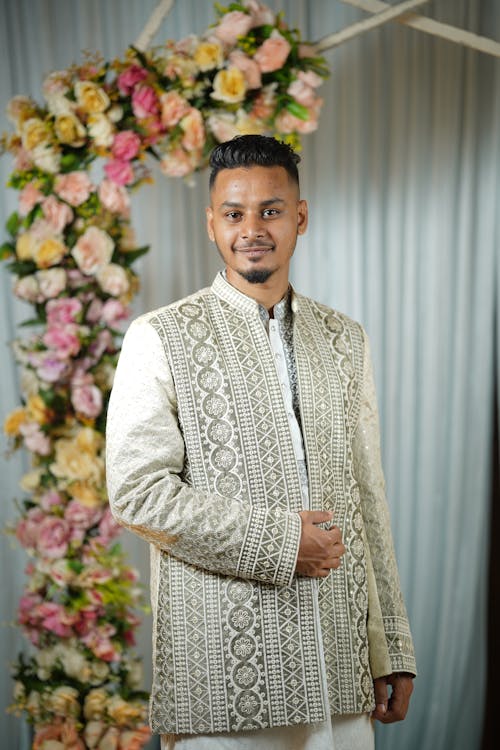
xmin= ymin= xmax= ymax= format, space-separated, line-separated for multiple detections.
xmin=208 ymin=134 xmax=301 ymax=190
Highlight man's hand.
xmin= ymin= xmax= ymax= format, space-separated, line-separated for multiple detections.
xmin=295 ymin=510 xmax=346 ymax=577
xmin=372 ymin=673 xmax=414 ymax=723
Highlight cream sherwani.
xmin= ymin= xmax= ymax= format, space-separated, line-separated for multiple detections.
xmin=106 ymin=273 xmax=416 ymax=742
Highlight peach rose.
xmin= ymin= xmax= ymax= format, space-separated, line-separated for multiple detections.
xmin=54 ymin=112 xmax=86 ymax=146
xmin=106 ymin=695 xmax=145 ymax=726
xmin=54 ymin=171 xmax=94 ymax=206
xmin=214 ymin=10 xmax=253 ymax=45
xmin=117 ymin=727 xmax=151 ymax=750
xmin=229 ymin=50 xmax=262 ymax=89
xmin=159 ymin=148 xmax=195 ymax=178
xmin=160 ymin=90 xmax=191 ymax=128
xmin=96 ymin=263 xmax=130 ymax=296
xmin=297 ymin=69 xmax=324 ymax=88
xmin=74 ymin=81 xmax=110 ymax=113
xmin=18 ymin=182 xmax=44 ymax=216
xmin=212 ymin=67 xmax=247 ymax=104
xmin=287 ymin=78 xmax=317 ymax=107
xmin=47 ymin=685 xmax=80 ymax=717
xmin=275 ymin=97 xmax=323 ymax=134
xmin=84 ymin=689 xmax=108 ymax=720
xmin=72 ymin=226 xmax=114 ymax=275
xmin=254 ymin=30 xmax=291 ymax=73
xmin=7 ymin=95 xmax=38 ymax=128
xmin=42 ymin=195 xmax=73 ymax=232
xmin=181 ymin=108 xmax=206 ymax=151
xmin=98 ymin=179 xmax=130 ymax=216
xmin=244 ymin=0 xmax=275 ymax=26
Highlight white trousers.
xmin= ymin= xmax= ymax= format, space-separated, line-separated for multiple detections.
xmin=161 ymin=713 xmax=375 ymax=750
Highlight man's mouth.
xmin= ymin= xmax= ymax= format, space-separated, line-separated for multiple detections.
xmin=234 ymin=244 xmax=274 ymax=259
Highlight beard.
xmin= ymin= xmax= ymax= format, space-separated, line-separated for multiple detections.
xmin=237 ymin=268 xmax=274 ymax=284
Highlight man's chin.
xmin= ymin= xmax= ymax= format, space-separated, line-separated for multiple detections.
xmin=237 ymin=268 xmax=274 ymax=284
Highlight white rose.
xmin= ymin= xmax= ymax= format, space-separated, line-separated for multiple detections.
xmin=14 ymin=275 xmax=41 ymax=303
xmin=20 ymin=368 xmax=41 ymax=399
xmin=107 ymin=105 xmax=123 ymax=123
xmin=36 ymin=268 xmax=67 ymax=299
xmin=87 ymin=113 xmax=114 ymax=148
xmin=96 ymin=263 xmax=130 ymax=296
xmin=126 ymin=659 xmax=143 ymax=689
xmin=58 ymin=645 xmax=91 ymax=681
xmin=90 ymin=661 xmax=110 ymax=684
xmin=31 ymin=143 xmax=61 ymax=174
xmin=36 ymin=647 xmax=58 ymax=670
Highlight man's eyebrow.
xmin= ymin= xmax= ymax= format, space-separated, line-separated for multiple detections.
xmin=220 ymin=198 xmax=285 ymax=208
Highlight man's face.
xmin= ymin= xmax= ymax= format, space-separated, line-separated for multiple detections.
xmin=206 ymin=165 xmax=308 ymax=287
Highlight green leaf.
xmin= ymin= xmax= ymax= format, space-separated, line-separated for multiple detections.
xmin=286 ymin=100 xmax=310 ymax=121
xmin=6 ymin=259 xmax=38 ymax=277
xmin=6 ymin=211 xmax=20 ymax=237
xmin=119 ymin=245 xmax=150 ymax=265
xmin=19 ymin=318 xmax=45 ymax=328
xmin=0 ymin=242 xmax=15 ymax=260
xmin=60 ymin=152 xmax=83 ymax=173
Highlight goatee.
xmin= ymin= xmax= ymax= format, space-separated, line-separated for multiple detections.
xmin=238 ymin=268 xmax=274 ymax=284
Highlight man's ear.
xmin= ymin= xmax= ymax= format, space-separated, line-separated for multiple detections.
xmin=297 ymin=199 xmax=308 ymax=235
xmin=206 ymin=206 xmax=215 ymax=242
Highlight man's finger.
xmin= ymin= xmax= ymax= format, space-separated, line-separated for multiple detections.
xmin=372 ymin=676 xmax=388 ymax=721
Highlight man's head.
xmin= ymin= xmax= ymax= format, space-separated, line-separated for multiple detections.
xmin=209 ymin=135 xmax=301 ymax=193
xmin=206 ymin=136 xmax=307 ymax=298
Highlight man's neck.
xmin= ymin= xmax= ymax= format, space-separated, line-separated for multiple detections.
xmin=225 ymin=267 xmax=290 ymax=313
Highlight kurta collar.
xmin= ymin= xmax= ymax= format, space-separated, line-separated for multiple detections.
xmin=212 ymin=271 xmax=300 ymax=318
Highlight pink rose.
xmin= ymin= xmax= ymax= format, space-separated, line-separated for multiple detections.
xmin=287 ymin=78 xmax=317 ymax=107
xmin=65 ymin=500 xmax=102 ymax=529
xmin=98 ymin=179 xmax=130 ymax=216
xmin=71 ymin=382 xmax=103 ymax=418
xmin=37 ymin=601 xmax=76 ymax=636
xmin=104 ymin=158 xmax=135 ymax=186
xmin=112 ymin=130 xmax=141 ymax=161
xmin=88 ymin=329 xmax=113 ymax=361
xmin=18 ymin=182 xmax=44 ymax=216
xmin=160 ymin=147 xmax=195 ymax=178
xmin=86 ymin=298 xmax=103 ymax=323
xmin=16 ymin=507 xmax=45 ymax=549
xmin=46 ymin=297 xmax=82 ymax=325
xmin=19 ymin=421 xmax=51 ymax=455
xmin=43 ymin=324 xmax=81 ymax=359
xmin=100 ymin=299 xmax=129 ymax=327
xmin=39 ymin=490 xmax=64 ymax=511
xmin=214 ymin=10 xmax=253 ymax=45
xmin=94 ymin=508 xmax=122 ymax=546
xmin=160 ymin=90 xmax=191 ymax=128
xmin=72 ymin=226 xmax=114 ymax=275
xmin=132 ymin=85 xmax=160 ymax=119
xmin=229 ymin=50 xmax=262 ymax=89
xmin=41 ymin=195 xmax=73 ymax=232
xmin=117 ymin=65 xmax=148 ymax=95
xmin=37 ymin=516 xmax=71 ymax=559
xmin=37 ymin=268 xmax=67 ymax=299
xmin=254 ymin=30 xmax=291 ymax=73
xmin=181 ymin=108 xmax=206 ymax=152
xmin=244 ymin=0 xmax=275 ymax=26
xmin=54 ymin=171 xmax=94 ymax=206
xmin=297 ymin=69 xmax=324 ymax=88
xmin=36 ymin=354 xmax=69 ymax=382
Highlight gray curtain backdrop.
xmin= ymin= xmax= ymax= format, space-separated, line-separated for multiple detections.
xmin=1 ymin=1 xmax=498 ymax=748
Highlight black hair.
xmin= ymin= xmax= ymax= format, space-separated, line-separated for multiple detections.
xmin=208 ymin=134 xmax=301 ymax=191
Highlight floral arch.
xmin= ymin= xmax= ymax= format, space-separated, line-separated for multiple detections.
xmin=1 ymin=3 xmax=328 ymax=748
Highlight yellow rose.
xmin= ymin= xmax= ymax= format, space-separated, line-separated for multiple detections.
xmin=48 ymin=685 xmax=80 ymax=717
xmin=106 ymin=695 xmax=145 ymax=727
xmin=54 ymin=112 xmax=86 ymax=146
xmin=84 ymin=688 xmax=108 ymax=720
xmin=20 ymin=468 xmax=43 ymax=492
xmin=16 ymin=231 xmax=36 ymax=261
xmin=212 ymin=67 xmax=247 ymax=104
xmin=74 ymin=81 xmax=110 ymax=114
xmin=236 ymin=109 xmax=265 ymax=135
xmin=51 ymin=428 xmax=104 ymax=484
xmin=67 ymin=479 xmax=103 ymax=507
xmin=27 ymin=394 xmax=52 ymax=425
xmin=25 ymin=690 xmax=41 ymax=719
xmin=194 ymin=41 xmax=223 ymax=72
xmin=76 ymin=426 xmax=103 ymax=454
xmin=4 ymin=407 xmax=27 ymax=436
xmin=34 ymin=236 xmax=67 ymax=268
xmin=21 ymin=117 xmax=51 ymax=150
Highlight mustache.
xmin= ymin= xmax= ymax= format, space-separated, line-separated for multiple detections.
xmin=233 ymin=242 xmax=274 ymax=250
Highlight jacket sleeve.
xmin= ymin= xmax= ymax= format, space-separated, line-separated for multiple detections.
xmin=352 ymin=329 xmax=417 ymax=676
xmin=106 ymin=316 xmax=302 ymax=587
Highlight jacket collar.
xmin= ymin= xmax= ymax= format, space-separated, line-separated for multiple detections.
xmin=211 ymin=271 xmax=300 ymax=318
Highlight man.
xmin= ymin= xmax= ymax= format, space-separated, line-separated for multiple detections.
xmin=106 ymin=135 xmax=416 ymax=749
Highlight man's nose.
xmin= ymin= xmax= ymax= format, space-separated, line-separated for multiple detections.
xmin=240 ymin=214 xmax=265 ymax=239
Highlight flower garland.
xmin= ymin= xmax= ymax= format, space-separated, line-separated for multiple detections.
xmin=1 ymin=2 xmax=329 ymax=748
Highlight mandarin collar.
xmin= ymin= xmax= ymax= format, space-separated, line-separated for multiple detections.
xmin=212 ymin=271 xmax=299 ymax=318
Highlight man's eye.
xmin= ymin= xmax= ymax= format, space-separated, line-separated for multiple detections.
xmin=226 ymin=212 xmax=241 ymax=220
xmin=263 ymin=209 xmax=279 ymax=217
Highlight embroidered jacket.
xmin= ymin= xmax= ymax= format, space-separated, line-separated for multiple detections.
xmin=106 ymin=273 xmax=416 ymax=735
